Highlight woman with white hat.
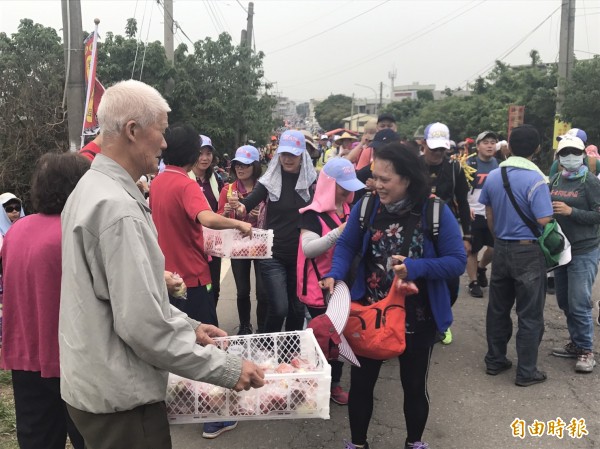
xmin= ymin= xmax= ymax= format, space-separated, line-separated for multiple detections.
xmin=0 ymin=193 xmax=25 ymax=237
xmin=218 ymin=145 xmax=267 ymax=335
xmin=237 ymin=130 xmax=317 ymax=333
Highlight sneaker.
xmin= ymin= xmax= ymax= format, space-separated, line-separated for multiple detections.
xmin=202 ymin=421 xmax=238 ymax=439
xmin=237 ymin=323 xmax=253 ymax=335
xmin=575 ymin=352 xmax=596 ymax=373
xmin=405 ymin=442 xmax=429 ymax=449
xmin=547 ymin=276 xmax=555 ymax=295
xmin=486 ymin=359 xmax=512 ymax=375
xmin=515 ymin=370 xmax=547 ymax=387
xmin=344 ymin=440 xmax=369 ymax=449
xmin=440 ymin=328 xmax=452 ymax=345
xmin=477 ymin=266 xmax=488 ymax=288
xmin=551 ymin=341 xmax=580 ymax=358
xmin=331 ymin=385 xmax=349 ymax=405
xmin=468 ymin=281 xmax=483 ymax=298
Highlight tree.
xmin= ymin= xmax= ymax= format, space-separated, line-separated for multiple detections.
xmin=562 ymin=56 xmax=600 ymax=145
xmin=314 ymin=94 xmax=352 ymax=131
xmin=0 ymin=19 xmax=67 ymax=209
xmin=125 ymin=18 xmax=137 ymax=39
xmin=416 ymin=90 xmax=434 ymax=102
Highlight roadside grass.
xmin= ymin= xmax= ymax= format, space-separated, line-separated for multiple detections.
xmin=0 ymin=369 xmax=17 ymax=449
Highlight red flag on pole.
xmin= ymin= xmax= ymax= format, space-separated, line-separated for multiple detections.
xmin=82 ymin=26 xmax=103 ymax=145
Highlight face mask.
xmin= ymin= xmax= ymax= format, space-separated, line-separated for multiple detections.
xmin=559 ymin=154 xmax=584 ymax=172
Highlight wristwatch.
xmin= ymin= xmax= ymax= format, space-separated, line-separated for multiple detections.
xmin=462 ymin=235 xmax=472 ymax=243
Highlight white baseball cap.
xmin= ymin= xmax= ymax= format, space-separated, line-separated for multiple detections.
xmin=424 ymin=122 xmax=451 ymax=150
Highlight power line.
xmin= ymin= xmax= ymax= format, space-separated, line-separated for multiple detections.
xmin=260 ymin=0 xmax=352 ymax=45
xmin=267 ymin=0 xmax=392 ymax=55
xmin=202 ymin=0 xmax=222 ymax=34
xmin=156 ymin=0 xmax=195 ymax=46
xmin=212 ymin=0 xmax=232 ymax=34
xmin=235 ymin=0 xmax=248 ymax=14
xmin=460 ymin=5 xmax=561 ymax=89
xmin=279 ymin=0 xmax=484 ymax=90
xmin=206 ymin=0 xmax=226 ymax=34
xmin=132 ymin=0 xmax=149 ymax=78
xmin=139 ymin=0 xmax=155 ymax=80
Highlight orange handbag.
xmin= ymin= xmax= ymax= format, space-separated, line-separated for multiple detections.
xmin=343 ymin=278 xmax=417 ymax=360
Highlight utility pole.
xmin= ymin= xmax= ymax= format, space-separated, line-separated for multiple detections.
xmin=379 ymin=81 xmax=383 ymax=111
xmin=388 ymin=68 xmax=397 ymax=102
xmin=245 ymin=2 xmax=254 ymax=48
xmin=164 ymin=0 xmax=174 ymax=63
xmin=556 ymin=0 xmax=576 ymax=116
xmin=61 ymin=0 xmax=85 ymax=151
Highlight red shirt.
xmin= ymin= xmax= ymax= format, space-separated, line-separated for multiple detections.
xmin=0 ymin=214 xmax=63 ymax=378
xmin=79 ymin=141 xmax=101 ymax=161
xmin=150 ymin=166 xmax=212 ymax=287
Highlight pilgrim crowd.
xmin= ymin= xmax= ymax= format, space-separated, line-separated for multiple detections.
xmin=0 ymin=80 xmax=599 ymax=449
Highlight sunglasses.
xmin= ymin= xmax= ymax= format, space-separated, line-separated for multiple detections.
xmin=234 ymin=162 xmax=252 ymax=168
xmin=4 ymin=204 xmax=21 ymax=213
xmin=558 ymin=148 xmax=584 ymax=157
xmin=429 ymin=147 xmax=447 ymax=153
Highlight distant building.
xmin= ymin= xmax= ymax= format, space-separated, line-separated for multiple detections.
xmin=392 ymin=81 xmax=471 ymax=102
xmin=392 ymin=82 xmax=436 ymax=101
xmin=343 ymin=113 xmax=377 ymax=133
xmin=274 ymin=96 xmax=297 ymax=122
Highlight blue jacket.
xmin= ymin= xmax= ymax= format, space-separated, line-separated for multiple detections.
xmin=325 ymin=195 xmax=466 ymax=333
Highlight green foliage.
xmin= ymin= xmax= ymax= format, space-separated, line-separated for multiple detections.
xmin=562 ymin=56 xmax=600 ymax=145
xmin=1 ymin=19 xmax=276 ymax=201
xmin=0 ymin=370 xmax=17 ymax=447
xmin=314 ymin=94 xmax=352 ymax=130
xmin=416 ymin=90 xmax=433 ymax=102
xmin=0 ymin=19 xmax=67 ymax=208
xmin=380 ymin=53 xmax=558 ymax=156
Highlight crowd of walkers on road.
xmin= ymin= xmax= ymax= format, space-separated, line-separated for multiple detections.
xmin=0 ymin=79 xmax=599 ymax=449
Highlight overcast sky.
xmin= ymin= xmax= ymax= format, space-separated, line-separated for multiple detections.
xmin=1 ymin=0 xmax=599 ymax=102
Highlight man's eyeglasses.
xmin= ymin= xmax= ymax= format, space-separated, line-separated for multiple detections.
xmin=558 ymin=147 xmax=584 ymax=157
xmin=428 ymin=147 xmax=447 ymax=153
xmin=4 ymin=204 xmax=21 ymax=213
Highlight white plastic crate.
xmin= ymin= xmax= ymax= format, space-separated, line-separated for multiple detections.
xmin=202 ymin=227 xmax=273 ymax=259
xmin=166 ymin=329 xmax=331 ymax=423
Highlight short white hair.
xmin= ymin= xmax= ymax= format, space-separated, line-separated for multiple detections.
xmin=97 ymin=80 xmax=171 ymax=137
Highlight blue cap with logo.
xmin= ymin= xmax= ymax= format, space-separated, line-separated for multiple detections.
xmin=276 ymin=130 xmax=306 ymax=156
xmin=233 ymin=145 xmax=259 ymax=164
xmin=322 ymin=158 xmax=366 ymax=192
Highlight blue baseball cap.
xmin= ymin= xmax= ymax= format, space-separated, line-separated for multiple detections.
xmin=557 ymin=128 xmax=587 ymax=144
xmin=322 ymin=158 xmax=366 ymax=192
xmin=276 ymin=130 xmax=306 ymax=156
xmin=232 ymin=145 xmax=259 ymax=164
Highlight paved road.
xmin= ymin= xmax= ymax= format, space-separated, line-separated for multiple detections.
xmin=171 ymin=262 xmax=599 ymax=449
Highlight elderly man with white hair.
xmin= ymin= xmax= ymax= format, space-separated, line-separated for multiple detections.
xmin=59 ymin=80 xmax=264 ymax=449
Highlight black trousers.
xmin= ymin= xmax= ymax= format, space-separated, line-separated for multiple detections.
xmin=67 ymin=402 xmax=171 ymax=449
xmin=11 ymin=370 xmax=84 ymax=449
xmin=348 ymin=338 xmax=434 ymax=446
xmin=170 ymin=285 xmax=218 ymax=325
xmin=208 ymin=257 xmax=222 ymax=305
xmin=231 ymin=258 xmax=268 ymax=332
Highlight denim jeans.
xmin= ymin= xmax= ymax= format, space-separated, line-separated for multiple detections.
xmin=554 ymin=246 xmax=599 ymax=351
xmin=485 ymin=240 xmax=546 ymax=381
xmin=231 ymin=258 xmax=267 ymax=332
xmin=259 ymin=257 xmax=306 ymax=333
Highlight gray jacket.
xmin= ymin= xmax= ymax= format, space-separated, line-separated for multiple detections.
xmin=60 ymin=154 xmax=242 ymax=413
xmin=550 ymin=171 xmax=600 ymax=256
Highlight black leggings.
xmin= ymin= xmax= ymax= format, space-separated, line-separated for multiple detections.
xmin=348 ymin=341 xmax=433 ymax=446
